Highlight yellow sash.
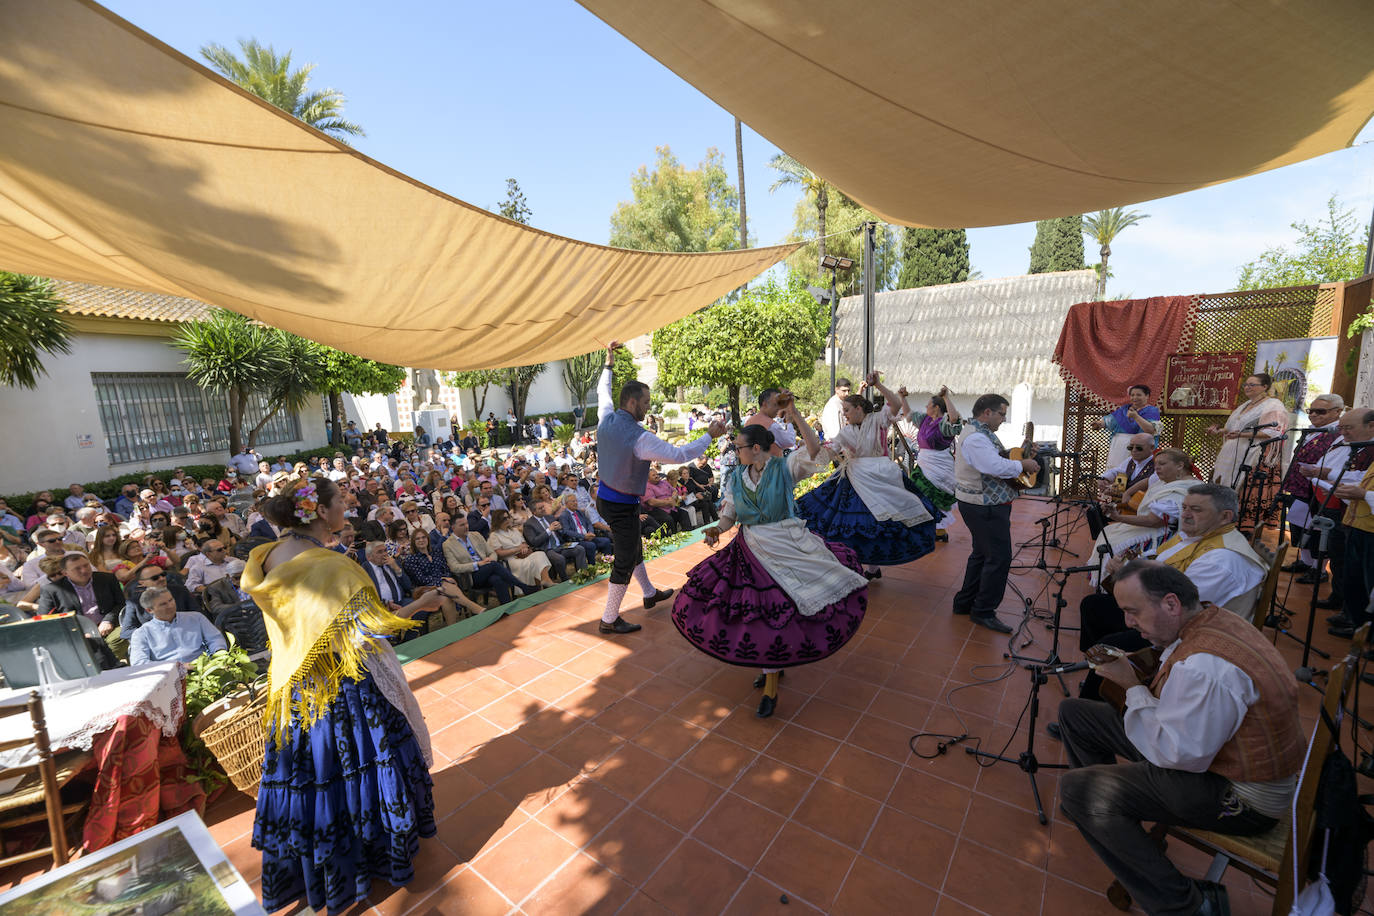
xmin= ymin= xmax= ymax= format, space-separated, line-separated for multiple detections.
xmin=1154 ymin=523 xmax=1265 ymax=574
xmin=1341 ymin=465 xmax=1374 ymax=532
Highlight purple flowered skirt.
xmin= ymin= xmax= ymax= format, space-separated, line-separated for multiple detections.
xmin=671 ymin=534 xmax=867 ymax=668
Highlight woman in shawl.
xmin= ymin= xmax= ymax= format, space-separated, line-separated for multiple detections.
xmin=242 ymin=477 xmax=443 ymax=915
xmin=795 ymin=371 xmax=938 ymax=577
xmin=1208 ymin=372 xmax=1290 ymax=488
xmin=672 ymin=406 xmax=868 ymax=719
xmin=1091 ymin=448 xmax=1195 ymax=565
xmin=904 ymin=385 xmax=962 ymax=541
xmin=1090 ymin=384 xmax=1160 ymax=469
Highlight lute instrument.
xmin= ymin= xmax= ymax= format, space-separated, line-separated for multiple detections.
xmin=1006 ymin=421 xmax=1039 ymax=490
xmin=1087 ymin=644 xmax=1161 ymax=713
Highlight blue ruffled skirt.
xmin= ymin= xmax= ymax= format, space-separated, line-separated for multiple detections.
xmin=253 ymin=675 xmax=436 ymax=914
xmin=796 ymin=474 xmax=938 ymax=566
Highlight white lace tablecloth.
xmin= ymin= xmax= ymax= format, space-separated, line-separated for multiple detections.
xmin=0 ymin=662 xmax=185 ymax=770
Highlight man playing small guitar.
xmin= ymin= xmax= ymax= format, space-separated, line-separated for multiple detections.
xmin=951 ymin=393 xmax=1040 ymax=633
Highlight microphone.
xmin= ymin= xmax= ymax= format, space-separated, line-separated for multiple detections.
xmin=1060 ymin=564 xmax=1100 ymax=575
xmin=1044 ymin=660 xmax=1091 ymax=675
xmin=1036 ymin=448 xmax=1080 ymax=458
xmin=1343 ymin=440 xmax=1374 ymax=449
xmin=1242 ymin=422 xmax=1279 ymax=431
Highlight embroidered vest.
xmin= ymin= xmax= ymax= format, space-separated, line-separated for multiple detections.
xmin=1151 ymin=606 xmax=1304 ymax=783
xmin=953 ymin=420 xmax=1017 ymax=506
xmin=729 ymin=457 xmax=796 ymax=527
xmin=1282 ymin=429 xmax=1338 ymax=500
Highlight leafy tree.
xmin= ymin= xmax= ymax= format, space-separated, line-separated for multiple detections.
xmin=497 ymin=179 xmax=532 ymax=224
xmin=770 ymin=152 xmax=831 ymax=263
xmin=789 ymin=361 xmax=862 ymax=415
xmin=783 ymin=192 xmax=899 ymax=297
xmin=609 ymin=147 xmax=740 ymax=252
xmin=1237 ymin=196 xmax=1367 ymax=291
xmin=443 ymin=369 xmax=502 ymax=420
xmin=561 ymin=351 xmax=602 ymax=420
xmin=653 ymin=275 xmax=825 ymax=424
xmin=497 ymin=364 xmax=547 ymax=425
xmin=1028 ymin=215 xmax=1086 ymax=273
xmin=200 ymin=39 xmax=364 ymax=142
xmin=318 ymin=350 xmax=405 ymax=445
xmin=1082 ymin=208 xmax=1149 ymax=299
xmin=897 ymin=228 xmax=970 ymax=288
xmin=0 ymin=273 xmax=72 ymax=389
xmin=172 ymin=309 xmax=327 ymax=452
xmin=611 ymin=347 xmax=638 ymax=405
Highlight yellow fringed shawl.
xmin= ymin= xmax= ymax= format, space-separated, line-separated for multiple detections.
xmin=241 ymin=542 xmax=419 ymax=745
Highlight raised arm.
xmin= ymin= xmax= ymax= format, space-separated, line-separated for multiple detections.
xmin=783 ymin=398 xmax=822 ymax=460
xmin=867 ymin=372 xmax=903 ymax=414
xmin=940 ymin=386 xmax=961 ymax=424
xmin=597 ymin=341 xmax=619 ymax=417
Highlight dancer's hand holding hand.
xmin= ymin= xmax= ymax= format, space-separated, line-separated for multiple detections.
xmin=702 ymin=527 xmax=722 ymax=548
xmin=707 ymin=419 xmax=728 ymax=438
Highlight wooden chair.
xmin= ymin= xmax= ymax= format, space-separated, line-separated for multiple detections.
xmin=0 ymin=690 xmax=93 ymax=869
xmin=1250 ymin=539 xmax=1289 ymax=631
xmin=1105 ymin=630 xmax=1359 ymax=913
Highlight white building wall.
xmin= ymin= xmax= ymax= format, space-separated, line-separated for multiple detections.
xmin=0 ymin=331 xmax=326 ymax=494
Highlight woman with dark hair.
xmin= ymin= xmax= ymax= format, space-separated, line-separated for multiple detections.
xmin=796 ymin=372 xmax=938 ymax=577
xmin=1091 ymin=384 xmax=1160 ymax=469
xmin=400 ymin=528 xmax=482 ymax=626
xmin=1207 ymin=372 xmax=1288 ymax=488
xmin=903 ymin=385 xmax=962 ymax=540
xmin=242 ymin=477 xmax=442 ymax=915
xmin=672 ymin=406 xmax=868 ymax=718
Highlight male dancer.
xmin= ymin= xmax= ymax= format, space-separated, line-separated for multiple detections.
xmin=596 ymin=341 xmax=726 ymax=634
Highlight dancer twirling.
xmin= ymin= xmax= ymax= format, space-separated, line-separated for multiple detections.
xmin=795 ymin=371 xmax=937 ymax=578
xmin=672 ymin=413 xmax=868 ymax=718
xmin=596 ymin=341 xmax=726 ymax=635
xmin=903 ymin=385 xmax=962 ymax=541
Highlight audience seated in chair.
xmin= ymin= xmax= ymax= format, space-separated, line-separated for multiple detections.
xmin=127 ymin=585 xmax=227 ymax=666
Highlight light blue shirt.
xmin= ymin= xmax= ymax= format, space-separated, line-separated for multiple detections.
xmin=128 ymin=612 xmax=227 ymax=666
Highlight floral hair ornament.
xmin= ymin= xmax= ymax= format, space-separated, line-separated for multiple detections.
xmin=291 ymin=483 xmax=320 ymax=523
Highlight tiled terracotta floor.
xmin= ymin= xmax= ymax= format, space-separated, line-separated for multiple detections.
xmin=0 ymin=501 xmax=1357 ymax=914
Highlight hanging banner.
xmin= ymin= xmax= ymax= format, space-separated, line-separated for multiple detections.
xmin=1254 ymin=336 xmax=1338 ymax=425
xmin=1163 ymin=351 xmax=1248 ymax=415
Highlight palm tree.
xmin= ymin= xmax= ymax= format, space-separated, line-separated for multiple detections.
xmin=0 ymin=273 xmax=73 ymax=388
xmin=735 ymin=118 xmax=748 ymax=248
xmin=1082 ymin=207 xmax=1149 ymax=299
xmin=200 ymin=39 xmax=365 ymax=143
xmin=769 ymin=152 xmax=830 ymax=263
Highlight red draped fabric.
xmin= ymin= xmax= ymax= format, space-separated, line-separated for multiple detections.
xmin=1052 ymin=296 xmax=1197 ymax=403
xmin=82 ymin=714 xmax=206 ymax=851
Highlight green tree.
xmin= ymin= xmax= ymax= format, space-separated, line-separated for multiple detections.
xmin=442 ymin=369 xmax=503 ymax=420
xmin=319 ymin=350 xmax=405 ymax=445
xmin=172 ymin=309 xmax=327 ymax=452
xmin=1028 ymin=215 xmax=1086 ymax=273
xmin=653 ymin=275 xmax=825 ymax=424
xmin=783 ymin=192 xmax=899 ymax=297
xmin=609 ymin=147 xmax=740 ymax=252
xmin=497 ymin=364 xmax=547 ymax=425
xmin=561 ymin=352 xmax=602 ymax=422
xmin=0 ymin=273 xmax=73 ymax=389
xmin=497 ymin=178 xmax=532 ymax=224
xmin=769 ymin=152 xmax=831 ymax=263
xmin=1237 ymin=196 xmax=1367 ymax=290
xmin=1082 ymin=208 xmax=1149 ymax=299
xmin=789 ymin=361 xmax=862 ymax=415
xmin=897 ymin=228 xmax=970 ymax=288
xmin=611 ymin=346 xmax=638 ymax=406
xmin=200 ymin=39 xmax=365 ymax=142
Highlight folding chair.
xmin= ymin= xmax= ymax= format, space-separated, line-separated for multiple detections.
xmin=0 ymin=691 xmax=92 ymax=869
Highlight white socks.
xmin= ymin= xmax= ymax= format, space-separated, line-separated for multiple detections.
xmin=1299 ymin=548 xmax=1314 ymax=566
xmin=603 ymin=581 xmax=628 ymax=624
xmin=633 ymin=563 xmax=655 ymax=599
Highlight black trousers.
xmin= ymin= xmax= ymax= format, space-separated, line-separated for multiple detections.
xmin=1058 ymin=698 xmax=1277 ymax=916
xmin=1341 ymin=525 xmax=1374 ymax=625
xmin=953 ymin=500 xmax=1013 ymax=618
xmin=597 ymin=497 xmax=645 ymax=585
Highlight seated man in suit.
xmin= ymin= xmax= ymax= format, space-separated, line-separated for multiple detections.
xmin=127 ymin=585 xmax=227 ymax=666
xmin=557 ymin=493 xmax=613 ymax=557
xmin=440 ymin=513 xmax=525 ymax=604
xmin=358 ymin=540 xmax=414 ymax=613
xmin=467 ymin=496 xmax=494 ymax=538
xmin=121 ymin=562 xmax=201 ymax=638
xmin=37 ymin=553 xmax=127 ymax=661
xmin=524 ymin=498 xmax=589 ymax=580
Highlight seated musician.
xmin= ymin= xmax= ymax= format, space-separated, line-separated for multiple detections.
xmin=1077 ymin=483 xmax=1268 ymax=699
xmin=1097 ymin=432 xmax=1157 ymax=503
xmin=1058 ymin=560 xmax=1302 ymax=916
xmin=1092 ymin=448 xmax=1194 ymax=560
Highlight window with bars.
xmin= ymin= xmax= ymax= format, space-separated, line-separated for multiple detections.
xmin=91 ymin=373 xmax=301 ymax=465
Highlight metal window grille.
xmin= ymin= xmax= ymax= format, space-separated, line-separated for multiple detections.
xmin=91 ymin=373 xmax=301 ymax=465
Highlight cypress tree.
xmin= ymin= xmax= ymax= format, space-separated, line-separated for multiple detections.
xmin=1028 ymin=215 xmax=1086 ymax=273
xmin=898 ymin=227 xmax=971 ymax=288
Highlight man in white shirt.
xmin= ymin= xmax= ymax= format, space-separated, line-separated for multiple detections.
xmin=820 ymin=377 xmax=852 ymax=442
xmin=1058 ymin=561 xmax=1302 ymax=916
xmin=183 ymin=540 xmax=232 ymax=592
xmin=227 ymin=446 xmax=260 ymax=476
xmin=1097 ymin=432 xmax=1158 ymax=498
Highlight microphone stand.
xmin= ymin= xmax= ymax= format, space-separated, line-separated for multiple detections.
xmin=1294 ymin=444 xmax=1361 ymax=684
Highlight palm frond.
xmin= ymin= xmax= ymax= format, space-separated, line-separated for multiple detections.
xmin=0 ymin=273 xmax=74 ymax=388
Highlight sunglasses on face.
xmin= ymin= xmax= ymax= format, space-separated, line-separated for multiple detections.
xmin=142 ymin=572 xmax=166 ymax=582
xmin=1127 ymin=445 xmax=1150 ymax=452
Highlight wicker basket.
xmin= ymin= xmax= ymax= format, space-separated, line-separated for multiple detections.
xmin=193 ymin=680 xmax=267 ymax=795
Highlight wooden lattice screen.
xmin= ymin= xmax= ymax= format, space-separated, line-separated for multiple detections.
xmin=1060 ymin=284 xmax=1337 ymax=498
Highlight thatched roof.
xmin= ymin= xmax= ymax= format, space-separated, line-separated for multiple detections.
xmin=834 ymin=269 xmax=1097 ymax=401
xmin=50 ymin=279 xmax=210 ymax=324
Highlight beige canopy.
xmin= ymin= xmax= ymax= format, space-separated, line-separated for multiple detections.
xmin=579 ymin=0 xmax=1374 ymax=228
xmin=0 ymin=0 xmax=796 ymax=369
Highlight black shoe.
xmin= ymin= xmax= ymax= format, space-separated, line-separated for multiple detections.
xmin=1281 ymin=560 xmax=1313 ymax=574
xmin=752 ymin=670 xmax=786 ymax=689
xmin=863 ymin=568 xmax=883 ymax=580
xmin=1195 ymin=879 xmax=1230 ymax=916
xmin=1329 ymin=622 xmax=1357 ymax=639
xmin=1298 ymin=570 xmax=1329 ymax=584
xmin=1327 ymin=612 xmax=1354 ymax=626
xmin=1315 ymin=597 xmax=1344 ymax=610
xmin=971 ymin=615 xmax=1012 ymax=634
xmin=599 ymin=616 xmax=643 ymax=635
xmin=1046 ymin=721 xmax=1062 ymax=742
xmin=756 ymin=693 xmax=777 ymax=718
xmin=642 ymin=588 xmax=675 ymax=609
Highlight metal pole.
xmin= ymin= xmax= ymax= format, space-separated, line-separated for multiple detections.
xmin=828 ymin=268 xmax=839 ymax=391
xmin=862 ymin=221 xmax=876 ymax=381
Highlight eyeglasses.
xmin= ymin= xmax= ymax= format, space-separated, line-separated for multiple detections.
xmin=479 ymin=502 xmax=490 ymax=508
xmin=1127 ymin=445 xmax=1150 ymax=452
xmin=1308 ymin=407 xmax=1336 ymax=414
xmin=142 ymin=572 xmax=166 ymax=582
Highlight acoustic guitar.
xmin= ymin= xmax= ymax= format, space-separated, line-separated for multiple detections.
xmin=1007 ymin=421 xmax=1039 ymax=490
xmin=1089 ymin=644 xmax=1161 ymax=713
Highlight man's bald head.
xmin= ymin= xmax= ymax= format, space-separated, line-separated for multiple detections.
xmin=1129 ymin=433 xmax=1154 ymax=450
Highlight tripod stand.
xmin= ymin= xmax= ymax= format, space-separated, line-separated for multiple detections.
xmin=966 ymin=659 xmax=1069 ymax=824
xmin=1013 ymin=497 xmax=1084 ymax=570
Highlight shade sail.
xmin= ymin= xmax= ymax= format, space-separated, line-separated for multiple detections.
xmin=0 ymin=0 xmax=797 ymax=370
xmin=579 ymin=0 xmax=1374 ymax=228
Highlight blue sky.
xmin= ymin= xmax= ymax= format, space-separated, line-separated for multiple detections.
xmin=105 ymin=0 xmax=1374 ymax=299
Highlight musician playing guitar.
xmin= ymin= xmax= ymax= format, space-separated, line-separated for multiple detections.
xmin=951 ymin=393 xmax=1039 ymax=634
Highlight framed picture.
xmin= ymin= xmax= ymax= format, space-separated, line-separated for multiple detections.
xmin=1163 ymin=351 xmax=1248 ymax=415
xmin=0 ymin=810 xmax=264 ymax=915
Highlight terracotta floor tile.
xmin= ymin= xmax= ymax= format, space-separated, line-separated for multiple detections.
xmin=491 ymin=752 xmax=580 ymax=814
xmin=535 ymin=778 xmax=628 ymax=848
xmin=1045 ymin=815 xmax=1117 ymax=891
xmin=563 ymin=649 xmax=622 ymax=679
xmin=525 ymin=635 xmax=588 ymax=668
xmin=836 ymin=654 xmax=897 ymax=685
xmin=733 ymin=755 xmax=816 ymax=816
xmin=627 ymin=675 xmax=692 ymax=710
xmin=863 ymin=805 xmax=958 ymax=889
xmin=793 ymin=778 xmax=882 ymax=849
xmin=817 ymin=674 xmax=883 ymax=712
xmin=832 ymin=854 xmax=940 ymax=916
xmin=368 ymin=839 xmax=463 ymax=916
xmin=451 ymin=673 xmax=515 ymax=711
xmin=632 ymin=713 xmax=709 ymax=761
xmin=886 ymin=666 xmax=948 ymax=701
xmin=519 ymin=851 xmax=635 ymax=915
xmin=846 ymin=713 xmax=918 ymax=763
xmin=885 ymin=766 xmax=971 ymax=834
xmin=592 ymin=696 xmax=659 ymax=738
xmin=455 ymin=730 xmax=538 ymax=787
xmin=712 ymin=706 xmax=784 ymax=750
xmin=764 ymin=724 xmax=841 ymax=774
xmin=617 ymin=892 xmax=675 ymax=915
xmin=430 ymin=762 xmax=485 ymax=820
xmin=678 ymin=733 xmax=758 ymax=786
xmin=546 ymin=722 xmax=625 ymax=773
xmin=1042 ymin=873 xmax=1129 ymax=916
xmin=933 ymin=896 xmax=991 ymax=915
xmin=523 ymin=667 xmax=588 ymax=705
xmin=403 ymin=868 xmax=512 ymax=916
xmin=598 ymin=660 xmax=658 ymax=694
xmin=638 ymin=765 xmax=724 ymax=831
xmin=511 ymin=704 xmax=585 ymax=749
xmin=941 ymin=839 xmax=1046 ymax=916
xmin=489 ymin=651 xmax=555 ymax=688
xmin=820 ymin=744 xmax=902 ymax=801
xmin=471 ymin=818 xmax=578 ymax=904
xmin=669 ymin=688 xmax=735 ymax=729
xmin=588 ymin=741 xmax=671 ymax=801
xmin=754 ymin=821 xmax=856 ymax=910
xmin=641 ymin=837 xmax=748 ymax=915
xmin=721 ymin=875 xmax=824 ymax=916
xmin=866 ymin=686 xmax=936 ymax=731
xmin=588 ymin=807 xmax=684 ymax=885
xmin=960 ymin=792 xmax=1051 ymax=868
xmin=437 ymin=789 xmax=529 ymax=863
xmin=476 ymin=688 xmax=546 ymax=730
xmin=690 ymin=792 xmax=786 ymax=869
xmin=431 ymin=713 xmax=507 ymax=766
xmin=791 ymin=696 xmax=863 ymax=739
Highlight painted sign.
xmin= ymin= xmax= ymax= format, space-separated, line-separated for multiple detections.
xmin=1163 ymin=351 xmax=1248 ymax=415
